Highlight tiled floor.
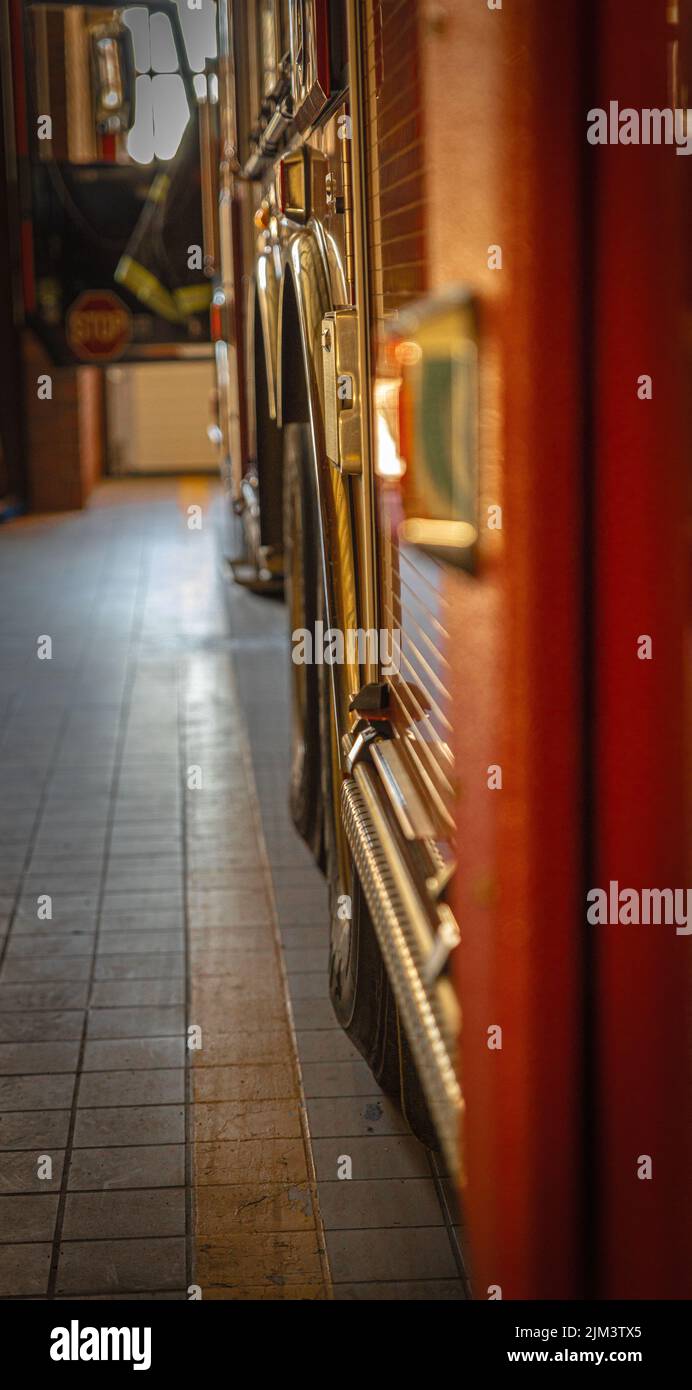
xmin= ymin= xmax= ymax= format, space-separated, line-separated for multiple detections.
xmin=0 ymin=478 xmax=467 ymax=1300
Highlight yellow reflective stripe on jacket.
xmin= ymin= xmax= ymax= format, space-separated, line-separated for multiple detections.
xmin=148 ymin=173 xmax=171 ymax=205
xmin=114 ymin=255 xmax=181 ymax=324
xmin=173 ymin=283 xmax=212 ymax=315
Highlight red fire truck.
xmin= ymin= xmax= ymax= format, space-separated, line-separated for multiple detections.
xmin=206 ymin=0 xmax=691 ymax=1300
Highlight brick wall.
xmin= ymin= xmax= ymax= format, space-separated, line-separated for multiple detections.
xmin=23 ymin=331 xmax=104 ymax=511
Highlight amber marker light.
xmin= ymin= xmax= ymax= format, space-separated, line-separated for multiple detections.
xmin=399 ymin=518 xmax=478 ymax=549
xmin=373 ymin=378 xmax=406 ymax=479
xmin=254 ymin=202 xmax=271 ymax=231
xmin=209 ymin=289 xmax=225 ymax=342
xmin=393 ymin=339 xmax=422 ymax=367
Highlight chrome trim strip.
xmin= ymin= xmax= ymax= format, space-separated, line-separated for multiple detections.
xmin=421 ymin=905 xmax=462 ymax=987
xmin=341 ymin=770 xmax=462 ymax=1178
xmin=345 ymin=0 xmax=379 ymax=680
xmin=256 ymin=243 xmax=281 ymax=420
xmin=370 ymin=739 xmax=437 ymax=841
xmin=345 ymin=725 xmax=380 ymax=774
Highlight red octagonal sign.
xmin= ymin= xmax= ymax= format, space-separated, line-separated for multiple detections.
xmin=66 ymin=290 xmax=132 ymax=362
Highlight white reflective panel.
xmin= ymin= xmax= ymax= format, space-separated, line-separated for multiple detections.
xmin=176 ymin=0 xmax=217 ymax=73
xmin=149 ymin=13 xmax=178 ymax=73
xmin=152 ymin=74 xmax=190 ymax=160
xmin=122 ymin=7 xmax=150 ymax=72
xmin=127 ymin=73 xmax=155 ymax=163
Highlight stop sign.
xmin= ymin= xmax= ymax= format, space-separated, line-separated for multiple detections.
xmin=66 ymin=290 xmax=132 ymax=362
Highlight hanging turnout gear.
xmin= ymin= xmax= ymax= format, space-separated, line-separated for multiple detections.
xmin=115 ymin=109 xmax=211 ymax=324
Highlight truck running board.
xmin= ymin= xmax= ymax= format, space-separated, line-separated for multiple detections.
xmin=340 ymin=769 xmax=463 ymax=1179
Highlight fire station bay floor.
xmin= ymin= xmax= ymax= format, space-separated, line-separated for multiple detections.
xmin=0 ymin=478 xmax=467 ymax=1301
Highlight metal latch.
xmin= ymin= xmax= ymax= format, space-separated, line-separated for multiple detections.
xmin=421 ymin=906 xmax=461 ymax=986
xmin=322 ymin=308 xmax=361 ymax=474
xmin=345 ymin=725 xmax=381 ymax=774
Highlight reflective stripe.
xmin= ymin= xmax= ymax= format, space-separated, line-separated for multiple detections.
xmin=114 ymin=255 xmax=181 ymax=323
xmin=148 ymin=173 xmax=171 ymax=205
xmin=173 ymin=283 xmax=212 ymax=315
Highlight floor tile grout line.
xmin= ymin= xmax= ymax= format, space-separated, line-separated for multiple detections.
xmin=4 ymin=1287 xmax=326 ymax=1300
xmin=2 ymin=1183 xmax=181 ymax=1200
xmin=0 ymin=1176 xmax=450 ymax=1194
xmin=2 ymin=1137 xmax=317 ymax=1152
xmin=0 ymin=1096 xmax=410 ymax=1110
xmin=0 ymin=1185 xmax=444 ymax=1200
xmin=1 ymin=1222 xmax=452 ymax=1248
xmin=46 ymin=540 xmax=151 ymax=1300
xmin=0 ymin=1066 xmax=184 ymax=1077
xmin=3 ymin=1288 xmax=190 ymax=1296
xmin=3 ymin=1277 xmax=461 ymax=1299
xmin=10 ymin=1233 xmax=188 ymax=1249
xmin=0 ymin=1004 xmax=185 ymax=1013
xmin=0 ymin=1071 xmax=395 ymax=1089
